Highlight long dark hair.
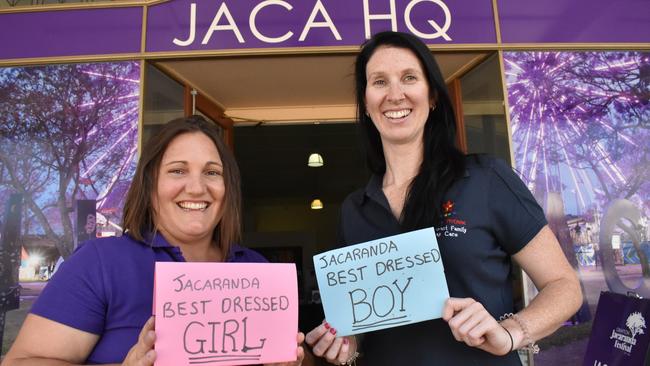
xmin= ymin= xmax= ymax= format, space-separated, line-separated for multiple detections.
xmin=355 ymin=31 xmax=465 ymax=230
xmin=123 ymin=115 xmax=241 ymax=255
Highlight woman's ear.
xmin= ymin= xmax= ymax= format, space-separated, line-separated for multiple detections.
xmin=429 ymin=91 xmax=439 ymax=109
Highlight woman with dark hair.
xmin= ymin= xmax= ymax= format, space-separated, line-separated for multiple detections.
xmin=3 ymin=115 xmax=305 ymax=366
xmin=305 ymin=31 xmax=581 ymax=365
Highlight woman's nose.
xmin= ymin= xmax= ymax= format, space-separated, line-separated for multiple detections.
xmin=185 ymin=174 xmax=206 ymax=194
xmin=386 ymin=83 xmax=405 ymax=103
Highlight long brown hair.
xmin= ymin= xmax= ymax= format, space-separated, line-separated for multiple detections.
xmin=122 ymin=115 xmax=241 ymax=256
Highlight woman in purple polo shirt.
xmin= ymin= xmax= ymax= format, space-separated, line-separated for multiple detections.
xmin=3 ymin=116 xmax=306 ymax=366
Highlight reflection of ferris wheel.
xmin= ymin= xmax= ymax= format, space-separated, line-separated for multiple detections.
xmin=77 ymin=69 xmax=140 ymax=233
xmin=504 ymin=52 xmax=643 ymax=214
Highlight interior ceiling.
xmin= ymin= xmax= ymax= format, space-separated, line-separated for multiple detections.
xmin=155 ymin=52 xmax=487 ymax=124
xmin=152 ymin=52 xmax=490 ymax=204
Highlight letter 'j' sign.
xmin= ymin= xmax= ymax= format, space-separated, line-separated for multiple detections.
xmin=314 ymin=228 xmax=448 ymax=336
xmin=154 ymin=262 xmax=298 ymax=366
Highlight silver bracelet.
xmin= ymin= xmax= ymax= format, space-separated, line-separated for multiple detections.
xmin=500 ymin=313 xmax=540 ymax=354
xmin=341 ymin=351 xmax=360 ymax=366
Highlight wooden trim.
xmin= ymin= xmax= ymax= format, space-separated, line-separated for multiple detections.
xmin=443 ymin=53 xmax=491 ymax=84
xmin=447 ymin=79 xmax=467 ymax=153
xmin=140 ymin=5 xmax=148 ymax=54
xmin=2 ymin=43 xmax=649 ymax=67
xmin=151 ymin=63 xmax=233 ymax=147
xmin=183 ymin=84 xmax=193 ymax=117
xmin=492 ymin=0 xmax=502 ymax=44
xmin=195 ymin=93 xmax=235 ymax=149
xmin=498 ymin=50 xmax=516 ymax=166
xmin=137 ymin=59 xmax=146 ymax=155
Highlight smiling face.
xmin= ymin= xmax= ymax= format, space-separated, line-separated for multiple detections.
xmin=152 ymin=132 xmax=225 ymax=246
xmin=365 ymin=46 xmax=433 ymax=147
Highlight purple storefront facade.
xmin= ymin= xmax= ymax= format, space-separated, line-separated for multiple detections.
xmin=1 ymin=1 xmax=649 ymax=366
xmin=1 ymin=0 xmax=648 ymax=62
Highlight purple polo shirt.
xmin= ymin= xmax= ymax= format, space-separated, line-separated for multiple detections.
xmin=30 ymin=233 xmax=267 ymax=364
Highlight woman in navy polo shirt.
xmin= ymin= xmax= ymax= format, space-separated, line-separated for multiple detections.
xmin=305 ymin=31 xmax=582 ymax=365
xmin=4 ymin=116 xmax=305 ymax=366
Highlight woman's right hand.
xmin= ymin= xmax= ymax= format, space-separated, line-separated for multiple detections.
xmin=305 ymin=320 xmax=357 ymax=365
xmin=122 ymin=316 xmax=157 ymax=366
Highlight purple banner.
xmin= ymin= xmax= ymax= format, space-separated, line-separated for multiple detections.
xmin=146 ymin=0 xmax=496 ymax=52
xmin=0 ymin=7 xmax=142 ymax=60
xmin=583 ymin=292 xmax=650 ymax=366
xmin=498 ymin=0 xmax=650 ymax=43
xmin=1 ymin=0 xmax=645 ymax=61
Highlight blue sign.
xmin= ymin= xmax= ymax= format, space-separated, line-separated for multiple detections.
xmin=313 ymin=227 xmax=448 ymax=336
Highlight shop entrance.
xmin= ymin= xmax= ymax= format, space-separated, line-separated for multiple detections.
xmin=142 ymin=50 xmax=510 ymax=333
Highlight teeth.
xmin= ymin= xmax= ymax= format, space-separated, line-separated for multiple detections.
xmin=178 ymin=202 xmax=208 ymax=210
xmin=384 ymin=109 xmax=411 ymax=119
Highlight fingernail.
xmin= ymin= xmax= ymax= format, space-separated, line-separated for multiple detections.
xmin=324 ymin=322 xmax=330 ymax=329
xmin=343 ymin=338 xmax=349 ymax=345
xmin=329 ymin=327 xmax=337 ymax=335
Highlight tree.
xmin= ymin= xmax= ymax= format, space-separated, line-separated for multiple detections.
xmin=506 ymin=51 xmax=649 ymax=210
xmin=0 ymin=62 xmax=139 ymax=258
xmin=626 ymin=311 xmax=646 ymax=339
xmin=505 ymin=50 xmax=650 ymax=314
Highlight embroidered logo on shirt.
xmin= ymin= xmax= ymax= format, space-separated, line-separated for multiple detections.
xmin=436 ymin=200 xmax=467 ymax=238
xmin=442 ymin=200 xmax=455 ymax=217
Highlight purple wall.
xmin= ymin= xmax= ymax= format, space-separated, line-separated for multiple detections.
xmin=498 ymin=0 xmax=650 ymax=43
xmin=0 ymin=7 xmax=142 ymax=60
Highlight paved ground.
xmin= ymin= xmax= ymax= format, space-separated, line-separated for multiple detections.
xmin=17 ymin=281 xmax=46 ymax=300
xmin=535 ymin=338 xmax=590 ymax=366
xmin=533 ymin=263 xmax=646 ymax=366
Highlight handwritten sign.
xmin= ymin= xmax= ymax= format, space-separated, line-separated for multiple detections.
xmin=154 ymin=262 xmax=298 ymax=366
xmin=314 ymin=228 xmax=448 ymax=336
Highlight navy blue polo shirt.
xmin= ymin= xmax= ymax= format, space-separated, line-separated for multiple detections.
xmin=338 ymin=155 xmax=547 ymax=366
xmin=31 ymin=233 xmax=267 ymax=364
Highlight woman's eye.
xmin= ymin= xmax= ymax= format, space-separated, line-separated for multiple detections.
xmin=372 ymin=79 xmax=386 ymax=86
xmin=404 ymin=75 xmax=417 ymax=82
xmin=205 ymin=170 xmax=222 ymax=177
xmin=169 ymin=169 xmax=184 ymax=175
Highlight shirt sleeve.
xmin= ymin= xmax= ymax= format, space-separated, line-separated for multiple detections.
xmin=30 ymin=241 xmax=106 ymax=334
xmin=488 ymin=158 xmax=547 ymax=255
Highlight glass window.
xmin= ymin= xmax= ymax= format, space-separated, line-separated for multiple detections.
xmin=142 ymin=62 xmax=185 ymax=143
xmin=504 ymin=50 xmax=650 ymax=366
xmin=460 ymin=54 xmax=511 ymax=163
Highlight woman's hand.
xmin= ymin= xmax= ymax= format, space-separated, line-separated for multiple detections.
xmin=305 ymin=320 xmax=357 ymax=365
xmin=122 ymin=316 xmax=156 ymax=366
xmin=442 ymin=298 xmax=512 ymax=356
xmin=265 ymin=332 xmax=306 ymax=366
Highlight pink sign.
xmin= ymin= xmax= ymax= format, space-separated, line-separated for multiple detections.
xmin=153 ymin=262 xmax=298 ymax=366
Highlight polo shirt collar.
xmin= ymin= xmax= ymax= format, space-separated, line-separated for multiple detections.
xmin=363 ymin=174 xmax=392 ymax=212
xmin=363 ymin=166 xmax=471 ymax=204
xmin=138 ymin=231 xmax=246 ymax=262
xmin=147 ymin=231 xmax=175 ymax=248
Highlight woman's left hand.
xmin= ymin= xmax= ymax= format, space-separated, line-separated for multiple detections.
xmin=442 ymin=297 xmax=512 ymax=356
xmin=264 ymin=332 xmax=306 ymax=366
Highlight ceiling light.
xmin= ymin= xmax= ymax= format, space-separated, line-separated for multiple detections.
xmin=308 ymin=153 xmax=324 ymax=167
xmin=310 ymin=199 xmax=323 ymax=210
